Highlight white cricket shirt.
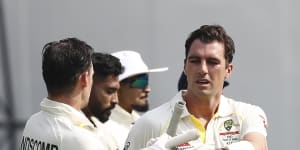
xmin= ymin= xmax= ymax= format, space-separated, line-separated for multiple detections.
xmin=20 ymin=98 xmax=103 ymax=150
xmin=90 ymin=116 xmax=119 ymax=150
xmin=124 ymin=91 xmax=268 ymax=150
xmin=105 ymin=104 xmax=140 ymax=150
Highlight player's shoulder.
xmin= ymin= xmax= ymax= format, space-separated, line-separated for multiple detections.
xmin=140 ymin=102 xmax=172 ymax=123
xmin=24 ymin=111 xmax=46 ymax=128
xmin=224 ymin=96 xmax=266 ymax=116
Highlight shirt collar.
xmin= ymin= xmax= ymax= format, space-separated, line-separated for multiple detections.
xmin=111 ymin=104 xmax=140 ymax=123
xmin=40 ymin=98 xmax=94 ymax=128
xmin=216 ymin=95 xmax=234 ymax=117
xmin=90 ymin=116 xmax=104 ymax=128
xmin=169 ymin=91 xmax=233 ymax=118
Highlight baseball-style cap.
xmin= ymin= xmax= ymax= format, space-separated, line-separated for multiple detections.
xmin=111 ymin=50 xmax=168 ymax=81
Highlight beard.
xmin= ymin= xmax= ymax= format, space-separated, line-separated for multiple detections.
xmin=95 ymin=104 xmax=116 ymax=123
xmin=132 ymin=100 xmax=149 ymax=112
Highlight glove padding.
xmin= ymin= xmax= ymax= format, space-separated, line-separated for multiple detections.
xmin=145 ymin=133 xmax=171 ymax=150
xmin=144 ymin=130 xmax=215 ymax=150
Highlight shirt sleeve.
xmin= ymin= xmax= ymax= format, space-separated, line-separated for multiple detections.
xmin=242 ymin=105 xmax=268 ymax=137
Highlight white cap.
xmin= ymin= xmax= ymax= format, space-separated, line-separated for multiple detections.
xmin=111 ymin=50 xmax=168 ymax=81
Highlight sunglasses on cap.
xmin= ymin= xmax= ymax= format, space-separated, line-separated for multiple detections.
xmin=129 ymin=74 xmax=149 ymax=89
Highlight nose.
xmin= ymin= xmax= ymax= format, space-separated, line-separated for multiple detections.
xmin=199 ymin=61 xmax=208 ymax=75
xmin=112 ymin=93 xmax=119 ymax=104
xmin=143 ymin=86 xmax=151 ymax=93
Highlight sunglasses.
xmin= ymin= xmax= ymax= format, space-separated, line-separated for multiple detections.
xmin=129 ymin=74 xmax=149 ymax=89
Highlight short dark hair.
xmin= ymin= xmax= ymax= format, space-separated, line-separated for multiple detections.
xmin=185 ymin=25 xmax=235 ymax=66
xmin=42 ymin=37 xmax=93 ymax=95
xmin=92 ymin=52 xmax=124 ymax=80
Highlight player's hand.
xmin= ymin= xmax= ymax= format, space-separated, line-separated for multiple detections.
xmin=190 ymin=144 xmax=216 ymax=150
xmin=145 ymin=133 xmax=171 ymax=150
xmin=144 ymin=129 xmax=202 ymax=150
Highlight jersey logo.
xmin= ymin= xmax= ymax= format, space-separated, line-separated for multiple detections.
xmin=259 ymin=115 xmax=268 ymax=129
xmin=224 ymin=119 xmax=233 ymax=131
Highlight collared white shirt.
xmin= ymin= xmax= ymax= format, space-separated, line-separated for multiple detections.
xmin=90 ymin=116 xmax=119 ymax=150
xmin=20 ymin=98 xmax=103 ymax=150
xmin=105 ymin=104 xmax=140 ymax=150
xmin=124 ymin=91 xmax=268 ymax=150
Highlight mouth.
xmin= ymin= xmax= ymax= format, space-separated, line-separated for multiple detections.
xmin=140 ymin=95 xmax=148 ymax=99
xmin=196 ymin=79 xmax=210 ymax=86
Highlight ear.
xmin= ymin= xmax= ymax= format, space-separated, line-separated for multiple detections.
xmin=80 ymin=65 xmax=94 ymax=88
xmin=225 ymin=64 xmax=233 ymax=79
xmin=80 ymin=71 xmax=89 ymax=88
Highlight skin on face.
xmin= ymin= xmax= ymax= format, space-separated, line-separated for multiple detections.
xmin=184 ymin=39 xmax=232 ymax=100
xmin=88 ymin=74 xmax=119 ymax=123
xmin=118 ymin=75 xmax=151 ymax=113
xmin=183 ymin=38 xmax=267 ymax=150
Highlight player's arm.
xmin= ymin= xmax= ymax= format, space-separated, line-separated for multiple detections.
xmin=217 ymin=132 xmax=267 ymax=150
xmin=240 ymin=105 xmax=268 ymax=150
xmin=219 ymin=105 xmax=268 ymax=150
xmin=243 ymin=132 xmax=267 ymax=150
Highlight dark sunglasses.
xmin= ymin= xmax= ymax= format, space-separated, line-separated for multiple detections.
xmin=130 ymin=74 xmax=149 ymax=89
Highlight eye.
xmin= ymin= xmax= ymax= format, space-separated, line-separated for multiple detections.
xmin=207 ymin=59 xmax=220 ymax=65
xmin=106 ymin=88 xmax=117 ymax=95
xmin=188 ymin=58 xmax=201 ymax=64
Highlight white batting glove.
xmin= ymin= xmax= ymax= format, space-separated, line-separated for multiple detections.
xmin=144 ymin=133 xmax=171 ymax=150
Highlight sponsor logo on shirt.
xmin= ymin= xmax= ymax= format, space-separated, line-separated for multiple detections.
xmin=219 ymin=119 xmax=241 ymax=145
xmin=176 ymin=142 xmax=193 ymax=149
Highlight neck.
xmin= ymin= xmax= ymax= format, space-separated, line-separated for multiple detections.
xmin=183 ymin=92 xmax=221 ymax=120
xmin=48 ymin=91 xmax=82 ymax=111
